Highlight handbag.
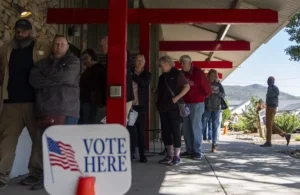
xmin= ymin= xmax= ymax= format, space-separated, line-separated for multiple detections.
xmin=220 ymin=98 xmax=228 ymax=110
xmin=39 ymin=116 xmax=66 ymax=128
xmin=164 ymin=77 xmax=190 ymax=117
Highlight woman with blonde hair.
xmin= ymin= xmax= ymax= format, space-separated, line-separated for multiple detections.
xmin=202 ymin=69 xmax=225 ymax=152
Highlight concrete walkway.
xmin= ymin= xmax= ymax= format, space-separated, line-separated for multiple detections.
xmin=3 ymin=136 xmax=300 ymax=195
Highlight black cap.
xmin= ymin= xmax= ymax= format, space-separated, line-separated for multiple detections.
xmin=14 ymin=19 xmax=32 ymax=30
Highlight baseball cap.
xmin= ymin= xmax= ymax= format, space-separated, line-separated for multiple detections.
xmin=14 ymin=19 xmax=32 ymax=30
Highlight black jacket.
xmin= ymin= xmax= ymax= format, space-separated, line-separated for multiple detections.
xmin=29 ymin=52 xmax=80 ymax=118
xmin=132 ymin=69 xmax=151 ymax=109
xmin=156 ymin=68 xmax=183 ymax=112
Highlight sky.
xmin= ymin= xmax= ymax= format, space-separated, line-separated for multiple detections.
xmin=223 ymin=28 xmax=300 ymax=96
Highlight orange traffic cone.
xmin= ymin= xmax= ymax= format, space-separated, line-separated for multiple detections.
xmin=223 ymin=126 xmax=228 ymax=135
xmin=76 ymin=176 xmax=96 ymax=195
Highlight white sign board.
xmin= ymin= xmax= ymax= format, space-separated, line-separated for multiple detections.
xmin=42 ymin=124 xmax=132 ymax=195
xmin=259 ymin=109 xmax=266 ymax=127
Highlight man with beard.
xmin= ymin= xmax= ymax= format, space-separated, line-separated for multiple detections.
xmin=0 ymin=19 xmax=51 ymax=189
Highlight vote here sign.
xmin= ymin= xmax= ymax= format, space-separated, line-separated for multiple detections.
xmin=42 ymin=124 xmax=132 ymax=195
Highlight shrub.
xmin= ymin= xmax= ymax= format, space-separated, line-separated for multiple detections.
xmin=231 ymin=118 xmax=247 ymax=131
xmin=275 ymin=113 xmax=300 ymax=133
xmin=295 ymin=135 xmax=300 ymax=141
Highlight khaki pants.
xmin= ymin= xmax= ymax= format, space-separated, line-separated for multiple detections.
xmin=266 ymin=106 xmax=284 ymax=143
xmin=0 ymin=103 xmax=42 ymax=183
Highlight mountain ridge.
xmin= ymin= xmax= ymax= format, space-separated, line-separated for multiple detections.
xmin=223 ymin=84 xmax=300 ymax=101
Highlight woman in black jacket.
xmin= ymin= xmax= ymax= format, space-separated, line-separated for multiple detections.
xmin=156 ymin=56 xmax=190 ymax=166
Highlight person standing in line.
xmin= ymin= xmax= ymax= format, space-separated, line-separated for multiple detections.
xmin=99 ymin=36 xmax=134 ymax=120
xmin=0 ymin=19 xmax=51 ymax=190
xmin=180 ymin=55 xmax=211 ymax=160
xmin=128 ymin=54 xmax=151 ymax=163
xmin=260 ymin=76 xmax=291 ymax=147
xmin=202 ymin=69 xmax=225 ymax=153
xmin=156 ymin=56 xmax=190 ymax=166
xmin=29 ymin=35 xmax=81 ymax=190
xmin=79 ymin=49 xmax=106 ymax=124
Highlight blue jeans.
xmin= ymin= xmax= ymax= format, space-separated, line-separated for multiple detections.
xmin=65 ymin=116 xmax=79 ymax=124
xmin=203 ymin=117 xmax=212 ymax=140
xmin=202 ymin=111 xmax=221 ymax=145
xmin=182 ymin=103 xmax=205 ymax=154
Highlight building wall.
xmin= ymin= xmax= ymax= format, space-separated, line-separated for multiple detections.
xmin=0 ymin=0 xmax=83 ymax=49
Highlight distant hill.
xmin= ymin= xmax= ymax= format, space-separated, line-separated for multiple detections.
xmin=223 ymin=84 xmax=300 ymax=101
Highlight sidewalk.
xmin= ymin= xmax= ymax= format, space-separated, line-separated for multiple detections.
xmin=3 ymin=135 xmax=300 ymax=195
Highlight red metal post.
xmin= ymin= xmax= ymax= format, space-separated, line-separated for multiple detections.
xmin=174 ymin=61 xmax=233 ymax=69
xmin=106 ymin=0 xmax=128 ymax=125
xmin=159 ymin=41 xmax=250 ymax=52
xmin=47 ymin=8 xmax=278 ymax=24
xmin=139 ymin=22 xmax=151 ymax=150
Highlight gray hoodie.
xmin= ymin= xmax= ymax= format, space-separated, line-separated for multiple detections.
xmin=29 ymin=52 xmax=80 ymax=118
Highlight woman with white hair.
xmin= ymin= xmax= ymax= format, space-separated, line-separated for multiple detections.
xmin=156 ymin=55 xmax=190 ymax=166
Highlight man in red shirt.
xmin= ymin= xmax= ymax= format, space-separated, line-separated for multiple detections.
xmin=180 ymin=55 xmax=211 ymax=159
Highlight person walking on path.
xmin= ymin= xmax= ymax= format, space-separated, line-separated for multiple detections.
xmin=260 ymin=76 xmax=291 ymax=147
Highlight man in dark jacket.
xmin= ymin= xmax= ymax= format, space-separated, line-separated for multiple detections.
xmin=129 ymin=54 xmax=151 ymax=163
xmin=180 ymin=55 xmax=211 ymax=159
xmin=0 ymin=19 xmax=51 ymax=190
xmin=99 ymin=36 xmax=134 ymax=119
xmin=28 ymin=35 xmax=81 ymax=190
xmin=260 ymin=76 xmax=291 ymax=147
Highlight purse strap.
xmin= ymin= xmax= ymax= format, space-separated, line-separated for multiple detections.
xmin=164 ymin=76 xmax=175 ymax=97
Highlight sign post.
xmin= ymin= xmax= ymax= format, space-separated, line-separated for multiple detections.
xmin=258 ymin=109 xmax=266 ymax=139
xmin=42 ymin=124 xmax=132 ymax=195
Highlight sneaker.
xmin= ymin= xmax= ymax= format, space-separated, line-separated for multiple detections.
xmin=285 ymin=134 xmax=291 ymax=146
xmin=20 ymin=176 xmax=41 ymax=186
xmin=193 ymin=153 xmax=202 ymax=160
xmin=180 ymin=151 xmax=192 ymax=158
xmin=168 ymin=156 xmax=180 ymax=166
xmin=260 ymin=142 xmax=272 ymax=147
xmin=159 ymin=155 xmax=173 ymax=164
xmin=30 ymin=181 xmax=44 ymax=191
xmin=0 ymin=181 xmax=7 ymax=190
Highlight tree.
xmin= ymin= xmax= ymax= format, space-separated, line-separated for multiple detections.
xmin=285 ymin=12 xmax=300 ymax=61
xmin=241 ymin=96 xmax=259 ymax=132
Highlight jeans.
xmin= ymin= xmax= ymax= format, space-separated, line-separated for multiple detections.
xmin=79 ymin=102 xmax=102 ymax=124
xmin=203 ymin=117 xmax=212 ymax=140
xmin=65 ymin=116 xmax=79 ymax=125
xmin=182 ymin=103 xmax=205 ymax=154
xmin=202 ymin=110 xmax=221 ymax=145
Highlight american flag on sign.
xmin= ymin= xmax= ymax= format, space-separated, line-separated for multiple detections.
xmin=47 ymin=137 xmax=81 ymax=173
